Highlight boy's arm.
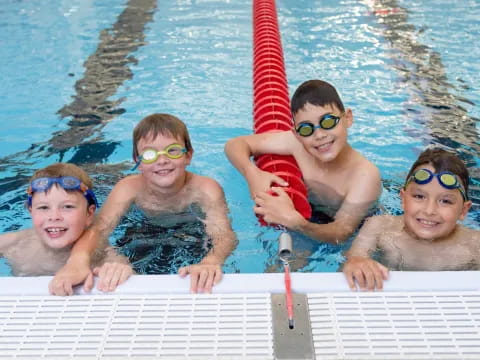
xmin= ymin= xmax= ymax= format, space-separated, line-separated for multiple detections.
xmin=178 ymin=178 xmax=238 ymax=293
xmin=92 ymin=246 xmax=134 ymax=293
xmin=342 ymin=216 xmax=389 ymax=291
xmin=256 ymin=162 xmax=381 ymax=244
xmin=224 ymin=132 xmax=293 ymax=197
xmin=49 ymin=176 xmax=138 ymax=296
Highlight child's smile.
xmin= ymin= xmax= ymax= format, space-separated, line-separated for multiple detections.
xmin=45 ymin=226 xmax=68 ymax=238
xmin=136 ymin=134 xmax=192 ymax=191
xmin=294 ymin=103 xmax=351 ymax=162
xmin=401 ymin=164 xmax=469 ymax=241
xmin=30 ymin=186 xmax=94 ymax=249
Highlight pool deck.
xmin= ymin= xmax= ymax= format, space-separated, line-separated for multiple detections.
xmin=0 ymin=271 xmax=479 ymax=295
xmin=1 ymin=272 xmax=480 ymax=359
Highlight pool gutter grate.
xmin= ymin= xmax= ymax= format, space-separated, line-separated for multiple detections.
xmin=2 ymin=291 xmax=480 ymax=359
xmin=0 ymin=293 xmax=273 ymax=359
xmin=308 ymin=291 xmax=480 ymax=359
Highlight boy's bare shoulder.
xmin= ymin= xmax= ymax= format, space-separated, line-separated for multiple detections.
xmin=188 ymin=173 xmax=224 ymax=198
xmin=117 ymin=174 xmax=144 ymax=188
xmin=459 ymin=225 xmax=480 ymax=241
xmin=0 ymin=228 xmax=37 ymax=253
xmin=352 ymin=150 xmax=381 ymax=179
xmin=341 ymin=150 xmax=381 ymax=203
xmin=363 ymin=214 xmax=400 ymax=230
xmin=111 ymin=174 xmax=144 ymax=197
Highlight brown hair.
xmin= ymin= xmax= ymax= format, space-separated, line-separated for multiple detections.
xmin=405 ymin=148 xmax=470 ymax=194
xmin=132 ymin=113 xmax=193 ymax=159
xmin=291 ymin=80 xmax=345 ymax=117
xmin=30 ymin=163 xmax=93 ymax=189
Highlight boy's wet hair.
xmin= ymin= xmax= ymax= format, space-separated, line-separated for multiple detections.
xmin=291 ymin=80 xmax=345 ymax=117
xmin=30 ymin=163 xmax=93 ymax=189
xmin=406 ymin=147 xmax=470 ymax=194
xmin=132 ymin=113 xmax=193 ymax=159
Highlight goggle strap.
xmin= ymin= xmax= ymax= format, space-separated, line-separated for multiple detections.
xmin=131 ymin=158 xmax=142 ymax=171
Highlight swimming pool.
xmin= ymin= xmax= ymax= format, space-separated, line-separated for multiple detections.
xmin=0 ymin=0 xmax=478 ymax=276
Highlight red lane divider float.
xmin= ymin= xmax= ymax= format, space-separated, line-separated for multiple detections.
xmin=252 ymin=0 xmax=312 ymax=226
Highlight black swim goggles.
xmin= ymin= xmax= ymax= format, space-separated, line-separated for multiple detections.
xmin=295 ymin=113 xmax=343 ymax=137
xmin=27 ymin=176 xmax=99 ymax=207
xmin=405 ymin=168 xmax=468 ymax=201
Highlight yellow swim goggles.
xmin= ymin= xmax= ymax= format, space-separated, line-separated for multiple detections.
xmin=405 ymin=168 xmax=468 ymax=201
xmin=132 ymin=144 xmax=187 ymax=170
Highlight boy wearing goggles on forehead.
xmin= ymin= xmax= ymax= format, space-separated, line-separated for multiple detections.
xmin=343 ymin=148 xmax=479 ymax=291
xmin=52 ymin=114 xmax=237 ymax=295
xmin=225 ymin=79 xmax=381 ymax=244
xmin=0 ymin=163 xmax=132 ymax=295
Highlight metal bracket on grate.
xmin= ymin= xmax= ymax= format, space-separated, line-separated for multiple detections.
xmin=271 ymin=293 xmax=315 ymax=360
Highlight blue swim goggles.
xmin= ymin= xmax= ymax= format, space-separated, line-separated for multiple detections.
xmin=295 ymin=113 xmax=343 ymax=137
xmin=405 ymin=168 xmax=468 ymax=201
xmin=27 ymin=176 xmax=99 ymax=207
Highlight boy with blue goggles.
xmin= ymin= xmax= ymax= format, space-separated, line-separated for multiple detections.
xmin=27 ymin=176 xmax=99 ymax=207
xmin=294 ymin=112 xmax=343 ymax=137
xmin=0 ymin=163 xmax=132 ymax=295
xmin=405 ymin=168 xmax=468 ymax=201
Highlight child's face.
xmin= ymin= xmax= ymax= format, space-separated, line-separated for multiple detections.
xmin=293 ymin=102 xmax=352 ymax=162
xmin=29 ymin=185 xmax=95 ymax=249
xmin=400 ymin=164 xmax=471 ymax=241
xmin=136 ymin=133 xmax=192 ymax=190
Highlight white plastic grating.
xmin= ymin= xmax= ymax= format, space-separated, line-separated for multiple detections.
xmin=309 ymin=291 xmax=480 ymax=360
xmin=0 ymin=293 xmax=273 ymax=359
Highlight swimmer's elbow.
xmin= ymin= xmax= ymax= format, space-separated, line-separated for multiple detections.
xmin=331 ymin=223 xmax=356 ymax=244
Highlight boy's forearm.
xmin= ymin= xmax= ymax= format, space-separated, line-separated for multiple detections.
xmin=101 ymin=247 xmax=130 ymax=265
xmin=201 ymin=234 xmax=238 ymax=265
xmin=70 ymin=228 xmax=100 ymax=263
xmin=294 ymin=218 xmax=354 ymax=245
xmin=224 ymin=138 xmax=257 ymax=176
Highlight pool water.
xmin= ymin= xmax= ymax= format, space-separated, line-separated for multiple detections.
xmin=0 ymin=0 xmax=478 ymax=275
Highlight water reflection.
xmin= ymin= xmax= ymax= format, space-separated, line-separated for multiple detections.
xmin=0 ymin=0 xmax=157 ymax=175
xmin=366 ymin=0 xmax=479 ymax=204
xmin=0 ymin=0 xmax=157 ymax=197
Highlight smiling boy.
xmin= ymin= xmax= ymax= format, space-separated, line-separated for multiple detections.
xmin=51 ymin=114 xmax=237 ymax=295
xmin=0 ymin=163 xmax=132 ymax=294
xmin=225 ymin=79 xmax=381 ymax=244
xmin=342 ymin=148 xmax=479 ymax=291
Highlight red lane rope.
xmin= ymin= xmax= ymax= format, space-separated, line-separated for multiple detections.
xmin=252 ymin=0 xmax=311 ymax=226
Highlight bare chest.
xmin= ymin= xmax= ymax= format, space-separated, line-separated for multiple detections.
xmin=380 ymin=236 xmax=477 ymax=271
xmin=6 ymin=243 xmax=69 ymax=276
xmin=298 ymin=165 xmax=348 ymax=210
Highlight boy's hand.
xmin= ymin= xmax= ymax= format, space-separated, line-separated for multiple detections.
xmin=49 ymin=258 xmax=91 ymax=296
xmin=254 ymin=187 xmax=304 ymax=228
xmin=342 ymin=256 xmax=389 ymax=291
xmin=93 ymin=262 xmax=133 ymax=292
xmin=178 ymin=263 xmax=223 ymax=294
xmin=246 ymin=168 xmax=288 ymax=198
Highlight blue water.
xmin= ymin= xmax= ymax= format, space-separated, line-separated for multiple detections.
xmin=0 ymin=0 xmax=478 ymax=275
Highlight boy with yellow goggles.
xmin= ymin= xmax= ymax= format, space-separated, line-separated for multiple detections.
xmin=132 ymin=144 xmax=187 ymax=170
